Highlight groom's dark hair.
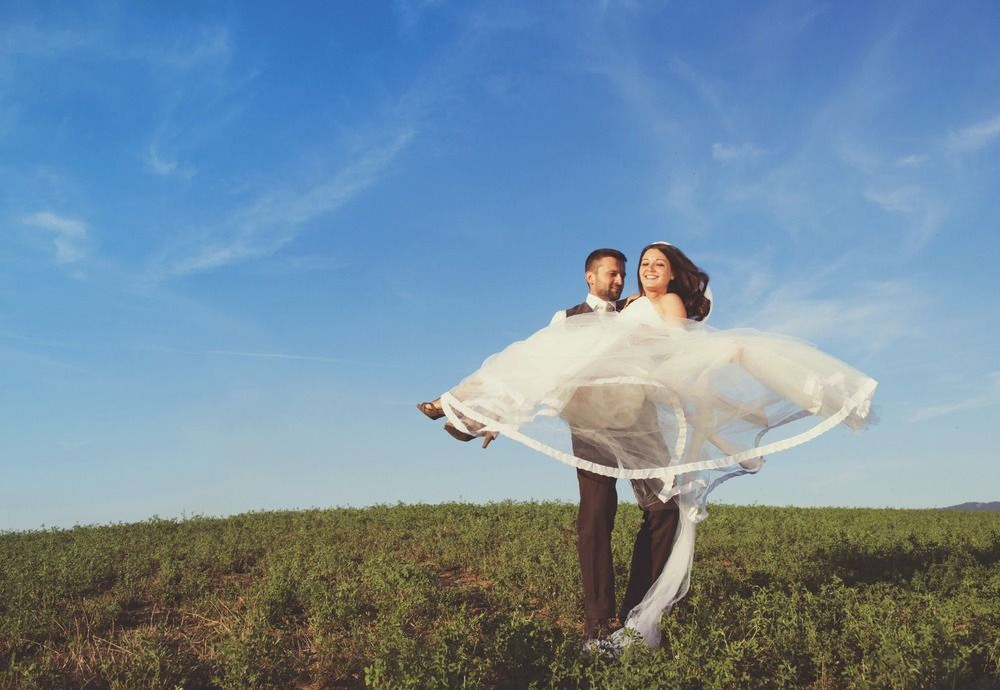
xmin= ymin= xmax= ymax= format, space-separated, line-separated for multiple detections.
xmin=585 ymin=248 xmax=627 ymax=271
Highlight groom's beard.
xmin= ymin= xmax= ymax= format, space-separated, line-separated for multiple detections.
xmin=596 ymin=285 xmax=623 ymax=302
xmin=592 ymin=283 xmax=625 ymax=302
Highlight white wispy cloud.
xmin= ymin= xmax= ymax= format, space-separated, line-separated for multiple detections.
xmin=722 ymin=158 xmax=818 ymax=237
xmin=154 ymin=128 xmax=415 ymax=277
xmin=863 ymin=186 xmax=944 ymax=250
xmin=0 ymin=20 xmax=99 ymax=58
xmin=4 ymin=16 xmax=236 ymax=185
xmin=748 ymin=3 xmax=826 ymax=43
xmin=394 ymin=0 xmax=449 ymax=35
xmin=711 ymin=141 xmax=764 ymax=163
xmin=158 ymin=25 xmax=231 ymax=69
xmin=138 ymin=24 xmax=248 ymax=182
xmin=2 ymin=16 xmax=227 ymax=69
xmin=254 ymin=254 xmax=345 ymax=275
xmin=138 ymin=343 xmax=363 ymax=366
xmin=668 ymin=58 xmax=731 ymax=130
xmin=864 ymin=186 xmax=917 ymax=214
xmin=698 ymin=249 xmax=777 ymax=312
xmin=0 ymin=101 xmax=18 ymax=139
xmin=143 ymin=3 xmax=508 ymax=280
xmin=570 ymin=5 xmax=694 ymax=144
xmin=22 ymin=211 xmax=88 ymax=264
xmin=945 ymin=113 xmax=1000 ymax=155
xmin=740 ymin=279 xmax=923 ymax=356
xmin=584 ymin=43 xmax=681 ymax=142
xmin=146 ymin=146 xmax=177 ymax=175
xmin=208 ymin=350 xmax=350 ymax=364
xmin=895 ymin=153 xmax=928 ymax=167
xmin=664 ymin=172 xmax=708 ymax=233
xmin=910 ymin=372 xmax=1000 ymax=422
xmin=0 ymin=343 xmax=93 ymax=378
xmin=833 ymin=140 xmax=882 ymax=176
xmin=145 ymin=144 xmax=195 ymax=178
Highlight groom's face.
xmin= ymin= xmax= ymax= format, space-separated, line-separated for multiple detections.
xmin=586 ymin=257 xmax=625 ymax=302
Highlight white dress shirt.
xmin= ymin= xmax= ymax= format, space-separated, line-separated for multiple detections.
xmin=549 ymin=293 xmax=617 ymax=326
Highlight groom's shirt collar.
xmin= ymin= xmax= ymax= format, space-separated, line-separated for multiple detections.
xmin=585 ymin=294 xmax=617 ymax=312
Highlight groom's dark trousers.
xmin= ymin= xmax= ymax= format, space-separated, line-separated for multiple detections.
xmin=561 ymin=300 xmax=680 ymax=635
xmin=574 ymin=427 xmax=679 ymax=632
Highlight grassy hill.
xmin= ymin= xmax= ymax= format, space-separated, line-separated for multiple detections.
xmin=2 ymin=503 xmax=998 ymax=689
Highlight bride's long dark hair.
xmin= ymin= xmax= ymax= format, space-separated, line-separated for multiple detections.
xmin=637 ymin=242 xmax=712 ymax=321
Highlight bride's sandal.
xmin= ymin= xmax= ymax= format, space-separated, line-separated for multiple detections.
xmin=416 ymin=401 xmax=445 ymax=420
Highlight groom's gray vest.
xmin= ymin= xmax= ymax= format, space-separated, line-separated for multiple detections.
xmin=562 ymin=296 xmax=673 ymax=510
xmin=561 ymin=296 xmax=629 ymax=469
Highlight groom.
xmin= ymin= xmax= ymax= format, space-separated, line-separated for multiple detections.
xmin=550 ymin=248 xmax=680 ymax=641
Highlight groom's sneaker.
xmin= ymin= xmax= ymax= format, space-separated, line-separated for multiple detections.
xmin=582 ymin=618 xmax=622 ymax=658
xmin=582 ymin=636 xmax=621 ymax=659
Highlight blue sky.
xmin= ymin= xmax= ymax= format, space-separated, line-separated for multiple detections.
xmin=2 ymin=1 xmax=999 ymax=530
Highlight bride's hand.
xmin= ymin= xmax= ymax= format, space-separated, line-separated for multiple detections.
xmin=623 ymin=293 xmax=641 ymax=308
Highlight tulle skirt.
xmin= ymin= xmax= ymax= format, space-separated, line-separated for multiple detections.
xmin=438 ymin=306 xmax=876 ymax=647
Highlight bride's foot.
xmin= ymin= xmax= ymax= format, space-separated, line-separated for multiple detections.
xmin=443 ymin=421 xmax=498 ymax=448
xmin=437 ymin=405 xmax=497 ymax=447
xmin=416 ymin=400 xmax=445 ymax=420
xmin=443 ymin=421 xmax=476 ymax=442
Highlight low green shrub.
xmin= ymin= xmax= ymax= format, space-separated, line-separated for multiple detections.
xmin=1 ymin=504 xmax=997 ymax=689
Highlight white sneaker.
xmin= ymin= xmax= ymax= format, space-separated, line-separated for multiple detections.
xmin=582 ymin=637 xmax=621 ymax=659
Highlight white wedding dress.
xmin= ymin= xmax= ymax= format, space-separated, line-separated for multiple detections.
xmin=439 ymin=296 xmax=876 ymax=648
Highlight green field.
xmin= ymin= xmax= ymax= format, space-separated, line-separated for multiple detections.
xmin=2 ymin=503 xmax=998 ymax=689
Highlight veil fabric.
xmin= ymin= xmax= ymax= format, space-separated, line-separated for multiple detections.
xmin=439 ymin=296 xmax=876 ymax=648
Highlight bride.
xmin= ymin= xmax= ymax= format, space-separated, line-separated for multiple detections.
xmin=416 ymin=242 xmax=877 ymax=649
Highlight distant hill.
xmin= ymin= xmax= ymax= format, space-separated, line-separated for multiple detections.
xmin=941 ymin=501 xmax=1000 ymax=512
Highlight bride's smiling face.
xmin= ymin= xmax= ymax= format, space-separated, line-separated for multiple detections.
xmin=639 ymin=247 xmax=673 ymax=293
